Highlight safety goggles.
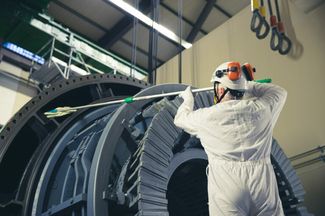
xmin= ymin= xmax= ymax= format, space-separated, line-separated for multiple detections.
xmin=215 ymin=62 xmax=242 ymax=81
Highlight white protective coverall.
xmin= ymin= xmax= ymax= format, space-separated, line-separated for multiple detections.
xmin=174 ymin=81 xmax=287 ymax=216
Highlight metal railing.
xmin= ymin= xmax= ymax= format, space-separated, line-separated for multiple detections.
xmin=29 ymin=13 xmax=147 ymax=81
xmin=290 ymin=145 xmax=325 ymax=169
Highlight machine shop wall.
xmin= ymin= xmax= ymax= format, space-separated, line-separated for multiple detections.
xmin=0 ymin=61 xmax=37 ymax=126
xmin=156 ymin=1 xmax=325 ymax=215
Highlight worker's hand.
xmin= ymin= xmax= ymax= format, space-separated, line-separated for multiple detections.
xmin=178 ymin=86 xmax=195 ymax=109
xmin=179 ymin=86 xmax=193 ymax=99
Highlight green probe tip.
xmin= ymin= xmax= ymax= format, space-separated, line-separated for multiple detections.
xmin=124 ymin=97 xmax=134 ymax=104
xmin=49 ymin=109 xmax=58 ymax=113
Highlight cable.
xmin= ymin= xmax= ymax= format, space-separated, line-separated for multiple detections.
xmin=274 ymin=0 xmax=281 ymax=22
xmin=178 ymin=0 xmax=183 ymax=84
xmin=274 ymin=0 xmax=292 ymax=55
xmin=131 ymin=0 xmax=139 ymax=78
xmin=153 ymin=0 xmax=159 ymax=84
xmin=267 ymin=0 xmax=273 ymax=15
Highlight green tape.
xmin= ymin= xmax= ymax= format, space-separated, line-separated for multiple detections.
xmin=255 ymin=78 xmax=272 ymax=83
xmin=124 ymin=97 xmax=134 ymax=104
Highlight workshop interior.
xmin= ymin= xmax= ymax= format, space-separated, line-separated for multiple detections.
xmin=0 ymin=0 xmax=324 ymax=215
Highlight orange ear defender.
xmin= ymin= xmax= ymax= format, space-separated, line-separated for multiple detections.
xmin=242 ymin=63 xmax=256 ymax=81
xmin=215 ymin=62 xmax=242 ymax=81
xmin=227 ymin=62 xmax=241 ymax=81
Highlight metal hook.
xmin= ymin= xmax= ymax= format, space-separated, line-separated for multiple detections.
xmin=270 ymin=27 xmax=281 ymax=51
xmin=255 ymin=17 xmax=270 ymax=39
xmin=251 ymin=0 xmax=270 ymax=39
xmin=278 ymin=33 xmax=292 ymax=55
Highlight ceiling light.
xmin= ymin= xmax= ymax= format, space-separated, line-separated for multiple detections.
xmin=107 ymin=0 xmax=192 ymax=49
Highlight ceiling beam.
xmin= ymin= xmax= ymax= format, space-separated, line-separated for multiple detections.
xmin=186 ymin=0 xmax=215 ymax=43
xmin=160 ymin=2 xmax=208 ymax=35
xmin=119 ymin=38 xmax=163 ymax=64
xmin=99 ymin=0 xmax=152 ymax=49
xmin=104 ymin=0 xmax=191 ymax=49
xmin=53 ymin=0 xmax=108 ymax=32
xmin=213 ymin=3 xmax=232 ymax=18
xmin=52 ymin=0 xmax=163 ymax=69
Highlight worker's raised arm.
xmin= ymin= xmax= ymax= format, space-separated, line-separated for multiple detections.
xmin=247 ymin=81 xmax=287 ymax=123
xmin=174 ymin=87 xmax=205 ymax=136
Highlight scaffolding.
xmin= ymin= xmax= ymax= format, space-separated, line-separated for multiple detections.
xmin=29 ymin=14 xmax=147 ymax=85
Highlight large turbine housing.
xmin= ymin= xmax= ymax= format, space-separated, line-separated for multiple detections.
xmin=0 ymin=75 xmax=310 ymax=216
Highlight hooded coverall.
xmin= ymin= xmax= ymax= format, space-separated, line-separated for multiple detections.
xmin=174 ymin=81 xmax=287 ymax=216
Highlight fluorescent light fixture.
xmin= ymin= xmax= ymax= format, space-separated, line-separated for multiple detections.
xmin=2 ymin=42 xmax=45 ymax=64
xmin=107 ymin=0 xmax=192 ymax=49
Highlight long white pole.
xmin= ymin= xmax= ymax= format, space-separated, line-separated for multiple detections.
xmin=44 ymin=78 xmax=271 ymax=118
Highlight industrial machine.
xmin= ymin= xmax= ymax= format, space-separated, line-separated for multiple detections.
xmin=0 ymin=75 xmax=310 ymax=216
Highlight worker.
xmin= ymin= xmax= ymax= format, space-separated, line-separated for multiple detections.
xmin=174 ymin=61 xmax=287 ymax=215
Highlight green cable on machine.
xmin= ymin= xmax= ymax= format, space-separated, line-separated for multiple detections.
xmin=44 ymin=78 xmax=272 ymax=118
